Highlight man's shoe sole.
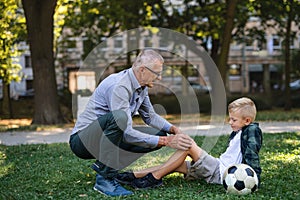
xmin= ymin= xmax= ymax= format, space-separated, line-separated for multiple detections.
xmin=93 ymin=186 xmax=133 ymax=197
xmin=93 ymin=186 xmax=107 ymax=196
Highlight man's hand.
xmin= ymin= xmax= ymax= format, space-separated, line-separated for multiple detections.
xmin=169 ymin=125 xmax=184 ymax=135
xmin=165 ymin=134 xmax=192 ymax=150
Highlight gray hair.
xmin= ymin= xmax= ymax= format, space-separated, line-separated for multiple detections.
xmin=132 ymin=49 xmax=164 ymax=69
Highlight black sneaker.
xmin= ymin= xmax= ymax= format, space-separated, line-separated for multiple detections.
xmin=132 ymin=173 xmax=163 ymax=189
xmin=115 ymin=172 xmax=136 ymax=185
xmin=91 ymin=160 xmax=102 ymax=174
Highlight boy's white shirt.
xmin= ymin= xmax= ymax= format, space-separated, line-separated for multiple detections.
xmin=218 ymin=130 xmax=243 ymax=180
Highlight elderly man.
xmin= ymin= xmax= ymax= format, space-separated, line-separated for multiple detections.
xmin=69 ymin=49 xmax=192 ymax=196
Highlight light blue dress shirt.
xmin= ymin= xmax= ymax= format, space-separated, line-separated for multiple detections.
xmin=72 ymin=68 xmax=172 ymax=148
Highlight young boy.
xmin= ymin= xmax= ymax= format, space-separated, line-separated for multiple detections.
xmin=115 ymin=97 xmax=263 ymax=189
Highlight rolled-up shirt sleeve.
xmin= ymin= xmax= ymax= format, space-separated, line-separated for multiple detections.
xmin=110 ymin=85 xmax=160 ymax=148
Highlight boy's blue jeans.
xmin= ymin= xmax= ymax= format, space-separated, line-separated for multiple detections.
xmin=69 ymin=110 xmax=167 ymax=179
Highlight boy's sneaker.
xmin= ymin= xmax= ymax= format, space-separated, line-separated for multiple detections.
xmin=132 ymin=173 xmax=163 ymax=189
xmin=115 ymin=172 xmax=136 ymax=185
xmin=93 ymin=174 xmax=133 ymax=197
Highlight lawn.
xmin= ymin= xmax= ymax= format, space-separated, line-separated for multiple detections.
xmin=0 ymin=132 xmax=299 ymax=200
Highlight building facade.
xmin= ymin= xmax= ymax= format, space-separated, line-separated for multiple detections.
xmin=4 ymin=19 xmax=300 ymax=98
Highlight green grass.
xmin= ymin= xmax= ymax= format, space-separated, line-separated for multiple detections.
xmin=256 ymin=109 xmax=300 ymax=121
xmin=0 ymin=133 xmax=300 ymax=199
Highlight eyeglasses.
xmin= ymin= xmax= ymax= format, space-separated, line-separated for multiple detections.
xmin=144 ymin=66 xmax=163 ymax=78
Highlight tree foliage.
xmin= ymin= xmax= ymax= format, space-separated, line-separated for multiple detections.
xmin=249 ymin=0 xmax=300 ymax=110
xmin=0 ymin=0 xmax=26 ymax=85
xmin=0 ymin=0 xmax=26 ymax=117
xmin=63 ymin=0 xmax=148 ymax=58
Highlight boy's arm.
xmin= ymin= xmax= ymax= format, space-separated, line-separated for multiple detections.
xmin=242 ymin=124 xmax=263 ymax=184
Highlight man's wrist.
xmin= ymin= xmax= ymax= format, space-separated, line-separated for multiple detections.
xmin=169 ymin=126 xmax=178 ymax=134
xmin=158 ymin=136 xmax=168 ymax=147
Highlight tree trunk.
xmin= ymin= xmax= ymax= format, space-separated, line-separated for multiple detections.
xmin=284 ymin=0 xmax=292 ymax=111
xmin=22 ymin=0 xmax=65 ymax=124
xmin=210 ymin=38 xmax=220 ymax=63
xmin=217 ymin=0 xmax=238 ymax=91
xmin=2 ymin=83 xmax=13 ymax=118
xmin=263 ymin=64 xmax=272 ymax=104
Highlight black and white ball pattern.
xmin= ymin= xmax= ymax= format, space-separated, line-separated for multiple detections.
xmin=223 ymin=163 xmax=259 ymax=195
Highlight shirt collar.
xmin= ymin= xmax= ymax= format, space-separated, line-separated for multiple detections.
xmin=128 ymin=68 xmax=143 ymax=92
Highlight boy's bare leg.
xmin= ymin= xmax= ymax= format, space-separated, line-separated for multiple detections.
xmin=187 ymin=140 xmax=203 ymax=161
xmin=134 ymin=165 xmax=164 ymax=178
xmin=152 ymin=150 xmax=188 ymax=179
xmin=134 ymin=140 xmax=204 ymax=180
xmin=134 ymin=150 xmax=188 ymax=179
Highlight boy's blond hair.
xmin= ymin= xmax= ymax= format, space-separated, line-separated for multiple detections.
xmin=228 ymin=97 xmax=257 ymax=122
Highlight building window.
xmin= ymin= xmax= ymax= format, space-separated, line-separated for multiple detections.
xmin=245 ymin=38 xmax=254 ymax=50
xmin=25 ymin=55 xmax=31 ymax=68
xmin=114 ymin=36 xmax=123 ymax=49
xmin=272 ymin=35 xmax=281 ymax=49
xmin=129 ymin=36 xmax=137 ymax=45
xmin=289 ymin=37 xmax=295 ymax=49
xmin=26 ymin=80 xmax=33 ymax=90
xmin=257 ymin=40 xmax=263 ymax=50
xmin=99 ymin=39 xmax=107 ymax=52
xmin=159 ymin=37 xmax=168 ymax=49
xmin=144 ymin=37 xmax=152 ymax=47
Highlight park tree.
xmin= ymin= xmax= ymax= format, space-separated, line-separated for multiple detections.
xmin=185 ymin=0 xmax=250 ymax=92
xmin=148 ymin=0 xmax=247 ymax=93
xmin=22 ymin=0 xmax=65 ymax=124
xmin=146 ymin=0 xmax=203 ymax=96
xmin=249 ymin=0 xmax=300 ymax=110
xmin=144 ymin=1 xmax=212 ymax=88
xmin=217 ymin=0 xmax=239 ymax=89
xmin=62 ymin=0 xmax=300 ymax=102
xmin=145 ymin=0 xmax=223 ymax=59
xmin=0 ymin=0 xmax=26 ymax=117
xmin=291 ymin=49 xmax=300 ymax=78
xmin=63 ymin=0 xmax=147 ymax=59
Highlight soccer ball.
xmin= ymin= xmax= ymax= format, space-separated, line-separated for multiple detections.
xmin=222 ymin=163 xmax=258 ymax=195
